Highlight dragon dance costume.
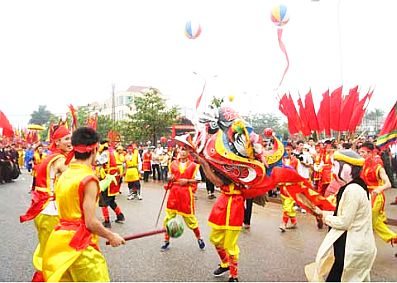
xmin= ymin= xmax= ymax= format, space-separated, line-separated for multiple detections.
xmin=186 ymin=105 xmax=337 ymax=281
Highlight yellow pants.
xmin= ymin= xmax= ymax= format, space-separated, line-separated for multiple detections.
xmin=33 ymin=214 xmax=59 ymax=271
xmin=281 ymin=194 xmax=296 ymax=218
xmin=57 ymin=246 xmax=110 ymax=282
xmin=210 ymin=228 xmax=240 ymax=265
xmin=372 ymin=193 xmax=397 ymax=243
xmin=164 ymin=209 xmax=198 ymax=230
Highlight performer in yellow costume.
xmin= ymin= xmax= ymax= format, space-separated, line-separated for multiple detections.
xmin=115 ymin=145 xmax=125 ymax=183
xmin=125 ymin=144 xmax=142 ymax=200
xmin=20 ymin=126 xmax=72 ymax=282
xmin=358 ymin=142 xmax=397 ymax=245
xmin=42 ymin=127 xmax=125 ymax=282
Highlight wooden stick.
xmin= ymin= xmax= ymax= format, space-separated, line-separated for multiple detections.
xmin=155 ymin=182 xmax=172 ymax=228
xmin=105 ymin=228 xmax=166 ymax=245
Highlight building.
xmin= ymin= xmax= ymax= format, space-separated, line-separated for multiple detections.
xmin=85 ymin=85 xmax=150 ymax=121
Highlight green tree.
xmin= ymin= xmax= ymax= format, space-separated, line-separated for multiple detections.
xmin=75 ymin=106 xmax=89 ymax=127
xmin=242 ymin=112 xmax=287 ymax=138
xmin=363 ymin=108 xmax=384 ymax=134
xmin=125 ymin=88 xmax=179 ymax=144
xmin=210 ymin=96 xmax=224 ymax=108
xmin=96 ymin=115 xmax=116 ymax=141
xmin=29 ymin=105 xmax=52 ymax=125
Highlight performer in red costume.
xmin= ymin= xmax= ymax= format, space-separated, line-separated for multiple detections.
xmin=161 ymin=145 xmax=205 ymax=251
xmin=97 ymin=140 xmax=125 ymax=228
xmin=317 ymin=142 xmax=334 ymax=196
xmin=20 ymin=125 xmax=72 ymax=282
xmin=142 ymin=146 xmax=152 ymax=182
xmin=312 ymin=144 xmax=323 ymax=191
xmin=359 ymin=142 xmax=397 ymax=246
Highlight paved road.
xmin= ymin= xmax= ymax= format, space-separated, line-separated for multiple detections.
xmin=2 ymin=171 xmax=397 ymax=281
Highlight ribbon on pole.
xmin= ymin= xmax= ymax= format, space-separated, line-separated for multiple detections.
xmin=277 ymin=28 xmax=289 ymax=87
xmin=195 ymin=80 xmax=207 ymax=110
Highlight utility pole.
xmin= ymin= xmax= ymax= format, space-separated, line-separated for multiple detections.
xmin=111 ymin=83 xmax=116 ymax=129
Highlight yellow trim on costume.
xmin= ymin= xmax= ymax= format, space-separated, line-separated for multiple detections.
xmin=215 ymin=131 xmax=264 ymax=167
xmin=165 ymin=208 xmax=194 ymax=218
xmin=333 ymin=151 xmax=365 ymax=166
xmin=208 ymin=221 xmax=242 ymax=231
xmin=225 ymin=196 xmax=233 ymax=226
xmin=265 ymin=137 xmax=285 ymax=165
xmin=189 ymin=186 xmax=194 ymax=214
xmin=35 ymin=186 xmax=52 ymax=193
xmin=375 ymin=165 xmax=384 ymax=186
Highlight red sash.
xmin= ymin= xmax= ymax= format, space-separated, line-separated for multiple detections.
xmin=55 ymin=219 xmax=99 ymax=251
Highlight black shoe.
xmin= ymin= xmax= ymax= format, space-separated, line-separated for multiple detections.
xmin=161 ymin=241 xmax=170 ymax=252
xmin=115 ymin=213 xmax=125 ymax=223
xmin=213 ymin=265 xmax=229 ymax=277
xmin=198 ymin=239 xmax=205 ymax=250
xmin=228 ymin=277 xmax=239 ymax=282
xmin=103 ymin=220 xmax=111 ymax=228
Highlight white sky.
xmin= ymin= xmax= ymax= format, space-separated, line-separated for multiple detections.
xmin=0 ymin=0 xmax=396 ymax=127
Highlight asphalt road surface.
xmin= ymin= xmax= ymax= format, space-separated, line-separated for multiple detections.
xmin=1 ymin=170 xmax=397 ymax=281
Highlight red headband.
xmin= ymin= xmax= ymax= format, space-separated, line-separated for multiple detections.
xmin=52 ymin=126 xmax=70 ymax=140
xmin=65 ymin=143 xmax=98 ymax=165
xmin=49 ymin=126 xmax=71 ymax=152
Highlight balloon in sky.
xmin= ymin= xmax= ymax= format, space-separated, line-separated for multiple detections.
xmin=270 ymin=4 xmax=289 ymax=27
xmin=185 ymin=20 xmax=202 ymax=39
xmin=270 ymin=4 xmax=290 ymax=87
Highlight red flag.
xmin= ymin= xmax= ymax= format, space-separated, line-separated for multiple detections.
xmin=339 ymin=86 xmax=359 ymax=131
xmin=297 ymin=96 xmax=311 ymax=136
xmin=329 ymin=86 xmax=343 ymax=131
xmin=86 ymin=113 xmax=98 ymax=130
xmin=304 ymin=90 xmax=319 ymax=131
xmin=348 ymin=91 xmax=371 ymax=133
xmin=278 ymin=93 xmax=288 ymax=116
xmin=356 ymin=89 xmax=373 ymax=128
xmin=0 ymin=111 xmax=14 ymax=137
xmin=32 ymin=131 xmax=38 ymax=143
xmin=279 ymin=94 xmax=299 ymax=134
xmin=287 ymin=94 xmax=303 ymax=135
xmin=376 ymin=101 xmax=397 ymax=148
xmin=46 ymin=122 xmax=53 ymax=142
xmin=317 ymin=90 xmax=331 ymax=136
xmin=68 ymin=104 xmax=78 ymax=131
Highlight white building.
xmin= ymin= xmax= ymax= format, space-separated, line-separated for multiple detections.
xmin=85 ymin=85 xmax=150 ymax=121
